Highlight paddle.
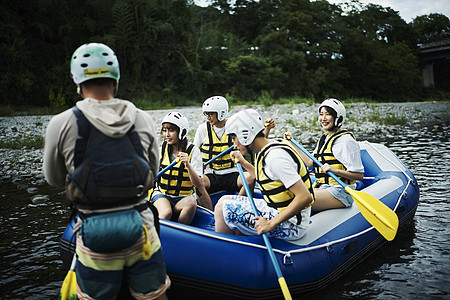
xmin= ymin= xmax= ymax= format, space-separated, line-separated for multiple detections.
xmin=286 ymin=134 xmax=399 ymax=241
xmin=203 ymin=145 xmax=234 ymax=167
xmin=154 ymin=157 xmax=180 ymax=181
xmin=60 ymin=253 xmax=77 ymax=300
xmin=235 ymin=159 xmax=292 ymax=300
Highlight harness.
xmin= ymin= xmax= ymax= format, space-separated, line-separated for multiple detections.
xmin=256 ymin=141 xmax=314 ymax=224
xmin=66 ymin=107 xmax=152 ymax=211
xmin=200 ymin=122 xmax=234 ymax=170
xmin=157 ymin=141 xmax=195 ymax=197
xmin=313 ymin=129 xmax=356 ymax=186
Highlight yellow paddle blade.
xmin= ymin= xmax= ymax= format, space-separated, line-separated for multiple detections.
xmin=278 ymin=277 xmax=293 ymax=300
xmin=59 ymin=270 xmax=77 ymax=300
xmin=345 ymin=186 xmax=399 ymax=241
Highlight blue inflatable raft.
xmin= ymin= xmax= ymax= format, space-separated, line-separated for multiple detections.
xmin=60 ymin=142 xmax=419 ymax=299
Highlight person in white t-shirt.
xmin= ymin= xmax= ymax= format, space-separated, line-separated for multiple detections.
xmin=194 ymin=96 xmax=255 ymax=196
xmin=151 ymin=112 xmax=212 ymax=224
xmin=214 ymin=109 xmax=314 ymax=240
xmin=289 ymin=98 xmax=364 ymax=212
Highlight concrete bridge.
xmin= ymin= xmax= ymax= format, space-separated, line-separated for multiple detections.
xmin=420 ymin=40 xmax=450 ymax=90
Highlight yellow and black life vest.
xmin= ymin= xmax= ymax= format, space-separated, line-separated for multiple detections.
xmin=313 ymin=129 xmax=356 ymax=186
xmin=200 ymin=122 xmax=234 ymax=170
xmin=157 ymin=141 xmax=195 ymax=196
xmin=256 ymin=141 xmax=314 ymax=223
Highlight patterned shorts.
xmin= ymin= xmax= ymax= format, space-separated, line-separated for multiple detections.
xmin=221 ymin=195 xmax=308 ymax=240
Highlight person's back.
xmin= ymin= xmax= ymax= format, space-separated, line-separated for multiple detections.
xmin=43 ymin=43 xmax=169 ymax=299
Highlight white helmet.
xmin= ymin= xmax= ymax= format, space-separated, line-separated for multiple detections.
xmin=225 ymin=109 xmax=265 ymax=146
xmin=70 ymin=43 xmax=120 ymax=85
xmin=162 ymin=112 xmax=189 ymax=140
xmin=202 ymin=96 xmax=229 ymax=121
xmin=319 ymin=98 xmax=346 ymax=128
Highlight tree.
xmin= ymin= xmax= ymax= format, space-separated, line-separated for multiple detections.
xmin=412 ymin=13 xmax=450 ymax=44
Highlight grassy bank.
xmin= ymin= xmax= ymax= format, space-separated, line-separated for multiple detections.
xmin=2 ymin=96 xmax=446 ymax=117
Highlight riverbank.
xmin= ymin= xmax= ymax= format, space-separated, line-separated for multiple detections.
xmin=0 ymin=101 xmax=448 ymax=185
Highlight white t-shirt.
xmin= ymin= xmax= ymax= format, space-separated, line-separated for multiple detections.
xmin=258 ymin=145 xmax=311 ymax=231
xmin=330 ymin=134 xmax=364 ymax=173
xmin=193 ymin=122 xmax=237 ymax=175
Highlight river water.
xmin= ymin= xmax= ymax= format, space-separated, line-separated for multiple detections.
xmin=0 ymin=103 xmax=449 ymax=299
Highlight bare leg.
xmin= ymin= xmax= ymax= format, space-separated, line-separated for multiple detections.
xmin=153 ymin=197 xmax=172 ymax=220
xmin=214 ymin=196 xmax=235 ymax=234
xmin=196 ymin=185 xmax=213 ymax=210
xmin=174 ymin=196 xmax=197 ymax=224
xmin=237 ymin=171 xmax=255 ymax=196
xmin=312 ymin=189 xmax=346 ymax=213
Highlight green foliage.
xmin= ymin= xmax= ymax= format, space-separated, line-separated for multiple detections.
xmin=1 ymin=0 xmax=447 ymax=111
xmin=0 ymin=136 xmax=44 ymax=149
xmin=413 ymin=13 xmax=450 ymax=43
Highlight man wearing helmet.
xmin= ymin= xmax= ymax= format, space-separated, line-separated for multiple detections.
xmin=43 ymin=43 xmax=169 ymax=299
xmin=288 ymin=98 xmax=364 ymax=212
xmin=214 ymin=109 xmax=314 ymax=240
xmin=194 ymin=96 xmax=255 ymax=196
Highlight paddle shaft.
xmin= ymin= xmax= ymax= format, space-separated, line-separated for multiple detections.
xmin=203 ymin=145 xmax=234 ymax=167
xmin=235 ymin=161 xmax=292 ymax=300
xmin=288 ymin=136 xmax=399 ymax=240
xmin=154 ymin=158 xmax=179 ymax=181
xmin=288 ymin=138 xmax=347 ymax=187
xmin=156 ymin=145 xmax=234 ymax=180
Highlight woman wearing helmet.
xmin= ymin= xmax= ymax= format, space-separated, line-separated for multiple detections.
xmin=290 ymin=98 xmax=364 ymax=212
xmin=44 ymin=43 xmax=169 ymax=299
xmin=214 ymin=109 xmax=314 ymax=240
xmin=194 ymin=96 xmax=255 ymax=196
xmin=151 ymin=112 xmax=212 ymax=224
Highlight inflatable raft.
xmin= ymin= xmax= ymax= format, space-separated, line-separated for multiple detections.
xmin=60 ymin=141 xmax=419 ymax=299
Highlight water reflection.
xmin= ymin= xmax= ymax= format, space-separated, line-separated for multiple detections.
xmin=1 ymin=121 xmax=449 ymax=299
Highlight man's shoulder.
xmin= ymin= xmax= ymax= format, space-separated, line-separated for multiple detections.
xmin=49 ymin=108 xmax=76 ymax=127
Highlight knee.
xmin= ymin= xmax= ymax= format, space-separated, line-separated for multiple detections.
xmin=158 ymin=208 xmax=172 ymax=220
xmin=246 ymin=173 xmax=255 ymax=185
xmin=187 ymin=196 xmax=197 ymax=209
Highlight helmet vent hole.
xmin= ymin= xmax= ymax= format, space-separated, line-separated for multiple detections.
xmin=81 ymin=63 xmax=88 ymax=68
xmin=83 ymin=54 xmax=90 ymax=58
xmin=102 ymin=52 xmax=108 ymax=56
xmin=107 ymin=61 xmax=113 ymax=66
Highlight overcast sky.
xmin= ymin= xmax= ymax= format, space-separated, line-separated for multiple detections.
xmin=195 ymin=0 xmax=450 ymax=23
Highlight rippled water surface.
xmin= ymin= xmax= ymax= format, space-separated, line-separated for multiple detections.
xmin=1 ymin=107 xmax=449 ymax=299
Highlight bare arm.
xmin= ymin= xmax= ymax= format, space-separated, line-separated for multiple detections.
xmin=263 ymin=118 xmax=275 ymax=137
xmin=230 ymin=150 xmax=255 ymax=177
xmin=178 ymin=152 xmax=203 ymax=188
xmin=254 ymin=180 xmax=313 ymax=235
xmin=321 ymin=164 xmax=364 ymax=181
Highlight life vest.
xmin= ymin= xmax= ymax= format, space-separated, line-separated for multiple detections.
xmin=313 ymin=129 xmax=356 ymax=186
xmin=256 ymin=141 xmax=314 ymax=223
xmin=157 ymin=141 xmax=195 ymax=197
xmin=66 ymin=107 xmax=153 ymax=211
xmin=200 ymin=122 xmax=234 ymax=170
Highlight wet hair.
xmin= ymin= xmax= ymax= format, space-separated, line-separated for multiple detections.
xmin=161 ymin=123 xmax=188 ymax=155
